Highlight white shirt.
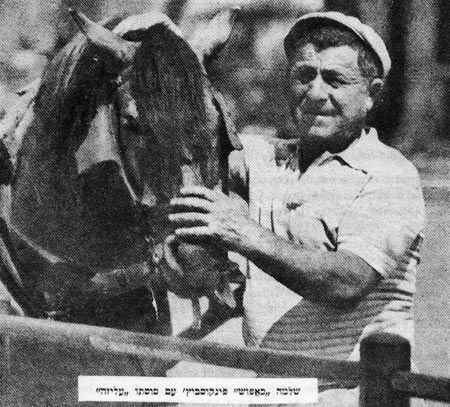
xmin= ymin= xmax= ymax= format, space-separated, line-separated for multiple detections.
xmin=229 ymin=128 xmax=425 ymax=362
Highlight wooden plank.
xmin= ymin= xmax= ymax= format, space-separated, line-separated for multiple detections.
xmin=0 ymin=315 xmax=359 ymax=382
xmin=391 ymin=371 xmax=450 ymax=403
xmin=360 ymin=333 xmax=410 ymax=407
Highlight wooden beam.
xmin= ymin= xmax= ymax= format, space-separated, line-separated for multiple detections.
xmin=391 ymin=371 xmax=450 ymax=403
xmin=0 ymin=315 xmax=359 ymax=383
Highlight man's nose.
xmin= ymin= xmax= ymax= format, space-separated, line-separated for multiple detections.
xmin=306 ymin=76 xmax=328 ymax=102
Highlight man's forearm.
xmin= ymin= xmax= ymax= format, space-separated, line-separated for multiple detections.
xmin=235 ymin=220 xmax=380 ymax=307
xmin=168 ymin=186 xmax=380 ymax=306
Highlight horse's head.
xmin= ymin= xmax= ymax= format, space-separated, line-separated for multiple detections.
xmin=11 ymin=10 xmax=242 ymax=270
xmin=110 ymin=9 xmax=241 ymax=202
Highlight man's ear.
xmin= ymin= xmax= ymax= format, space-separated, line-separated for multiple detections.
xmin=366 ymin=78 xmax=384 ymax=111
xmin=188 ymin=8 xmax=239 ymax=70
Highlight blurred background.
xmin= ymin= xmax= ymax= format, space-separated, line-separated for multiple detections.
xmin=0 ymin=0 xmax=448 ymax=403
xmin=0 ymin=0 xmax=449 ymax=161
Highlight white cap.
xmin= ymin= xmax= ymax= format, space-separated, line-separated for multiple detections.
xmin=284 ymin=11 xmax=391 ymax=79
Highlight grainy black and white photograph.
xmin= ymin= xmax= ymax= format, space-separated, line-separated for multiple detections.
xmin=0 ymin=0 xmax=448 ymax=406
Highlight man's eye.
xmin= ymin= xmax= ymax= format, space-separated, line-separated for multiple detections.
xmin=323 ymin=73 xmax=346 ymax=88
xmin=329 ymin=81 xmax=343 ymax=88
xmin=296 ymin=71 xmax=316 ymax=84
xmin=291 ymin=67 xmax=316 ymax=84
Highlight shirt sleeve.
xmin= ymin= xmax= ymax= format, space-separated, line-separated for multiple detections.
xmin=337 ymin=166 xmax=425 ymax=278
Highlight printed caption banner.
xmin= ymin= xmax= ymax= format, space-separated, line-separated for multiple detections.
xmin=79 ymin=376 xmax=318 ymax=404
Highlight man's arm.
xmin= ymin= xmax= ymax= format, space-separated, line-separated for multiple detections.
xmin=169 ymin=186 xmax=380 ymax=308
xmin=240 ymin=223 xmax=380 ymax=307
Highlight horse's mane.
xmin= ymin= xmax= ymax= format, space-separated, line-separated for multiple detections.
xmin=33 ymin=34 xmax=104 ymax=156
xmin=33 ymin=13 xmax=128 ymax=155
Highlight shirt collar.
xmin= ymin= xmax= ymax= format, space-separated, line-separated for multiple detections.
xmin=315 ymin=128 xmax=380 ymax=173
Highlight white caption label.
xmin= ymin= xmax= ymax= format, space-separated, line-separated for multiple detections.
xmin=78 ymin=376 xmax=318 ymax=404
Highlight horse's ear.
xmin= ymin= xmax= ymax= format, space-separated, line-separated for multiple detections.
xmin=211 ymin=88 xmax=243 ymax=152
xmin=189 ymin=8 xmax=240 ymax=69
xmin=101 ymin=12 xmax=130 ymax=31
xmin=69 ymin=8 xmax=140 ymax=68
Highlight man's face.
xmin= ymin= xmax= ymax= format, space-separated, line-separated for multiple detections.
xmin=288 ymin=43 xmax=373 ymax=151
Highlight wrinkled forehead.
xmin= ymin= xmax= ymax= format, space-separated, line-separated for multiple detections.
xmin=289 ymin=43 xmax=361 ymax=73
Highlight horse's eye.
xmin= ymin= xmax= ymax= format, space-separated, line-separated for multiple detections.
xmin=121 ymin=115 xmax=140 ymax=133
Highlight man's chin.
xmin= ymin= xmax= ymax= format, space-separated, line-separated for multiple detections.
xmin=295 ymin=116 xmax=335 ymax=138
xmin=299 ymin=126 xmax=361 ymax=154
xmin=295 ymin=124 xmax=343 ymax=152
xmin=303 ymin=125 xmax=337 ymax=141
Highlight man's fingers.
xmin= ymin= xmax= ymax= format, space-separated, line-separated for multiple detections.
xmin=168 ymin=212 xmax=210 ymax=226
xmin=170 ymin=197 xmax=213 ymax=213
xmin=174 ymin=226 xmax=213 ymax=239
xmin=178 ymin=185 xmax=221 ymax=201
xmin=165 ymin=234 xmax=178 ymax=245
xmin=162 ymin=234 xmax=183 ymax=275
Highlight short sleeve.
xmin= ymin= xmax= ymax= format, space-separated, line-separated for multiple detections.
xmin=337 ymin=166 xmax=425 ymax=278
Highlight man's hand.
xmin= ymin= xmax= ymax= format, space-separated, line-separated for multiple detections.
xmin=168 ymin=186 xmax=253 ymax=251
xmin=168 ymin=188 xmax=379 ymax=307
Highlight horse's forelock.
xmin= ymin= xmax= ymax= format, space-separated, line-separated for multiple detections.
xmin=131 ymin=28 xmax=210 ymax=143
xmin=129 ymin=28 xmax=219 ymax=196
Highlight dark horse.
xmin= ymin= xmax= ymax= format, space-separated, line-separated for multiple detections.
xmin=5 ymin=9 xmax=243 ymax=333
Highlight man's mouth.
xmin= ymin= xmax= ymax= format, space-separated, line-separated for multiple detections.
xmin=302 ymin=110 xmax=335 ymax=116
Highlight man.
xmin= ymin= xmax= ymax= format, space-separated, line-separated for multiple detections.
xmin=169 ymin=11 xmax=425 ymax=405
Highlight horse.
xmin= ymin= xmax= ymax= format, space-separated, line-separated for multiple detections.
xmin=3 ymin=8 xmax=244 ymax=334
